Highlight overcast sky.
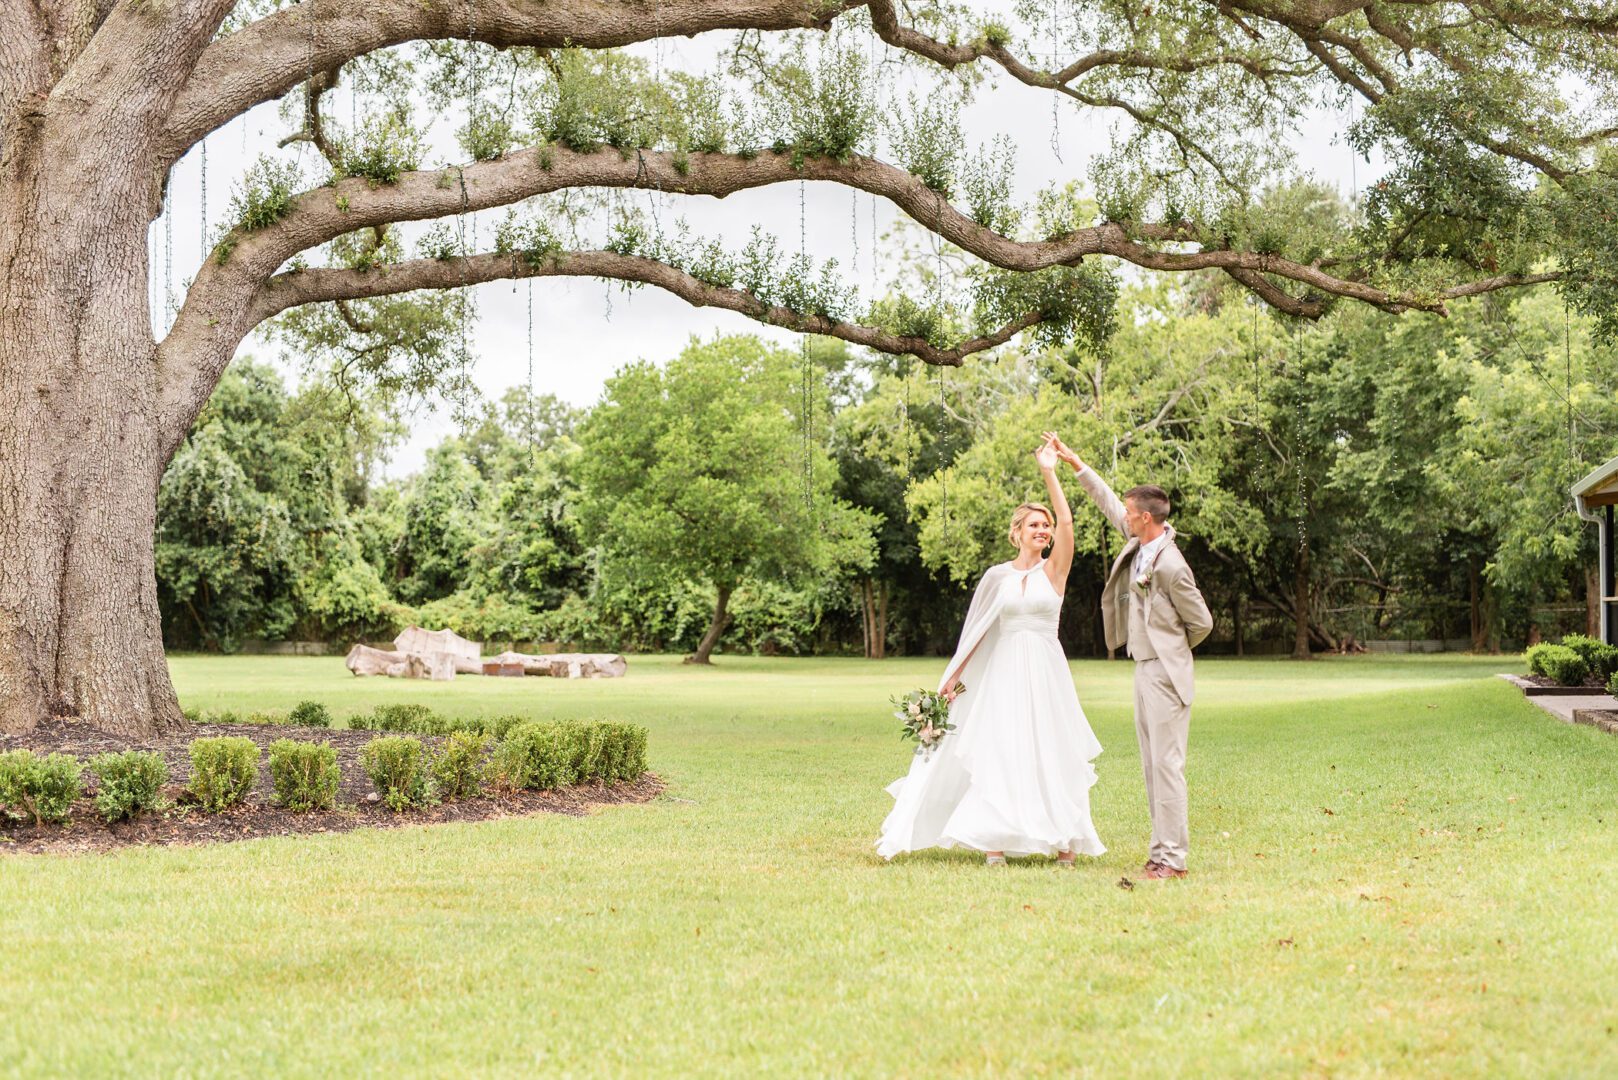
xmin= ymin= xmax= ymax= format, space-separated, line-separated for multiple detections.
xmin=151 ymin=29 xmax=1380 ymax=478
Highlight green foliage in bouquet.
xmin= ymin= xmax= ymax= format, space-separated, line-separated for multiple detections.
xmin=891 ymin=686 xmax=960 ymax=756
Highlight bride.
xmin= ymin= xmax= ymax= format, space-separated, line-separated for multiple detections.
xmin=877 ymin=433 xmax=1105 ymax=866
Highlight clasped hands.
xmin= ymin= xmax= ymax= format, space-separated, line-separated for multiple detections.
xmin=1036 ymin=430 xmax=1083 ymax=472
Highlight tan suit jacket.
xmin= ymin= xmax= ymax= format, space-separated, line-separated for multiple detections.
xmin=1075 ymin=467 xmax=1213 ymax=705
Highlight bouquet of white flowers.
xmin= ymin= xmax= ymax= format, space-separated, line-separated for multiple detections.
xmin=892 ymin=684 xmax=963 ymax=757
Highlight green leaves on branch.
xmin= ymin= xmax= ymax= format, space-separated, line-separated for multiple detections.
xmin=536 ymin=50 xmax=678 ymax=154
xmin=890 ymin=93 xmax=963 ymax=197
xmin=601 ymin=212 xmax=857 ymax=322
xmin=493 ymin=213 xmax=562 ymax=267
xmin=229 ymin=157 xmax=302 ymax=231
xmin=972 ymin=263 xmax=1119 ymax=353
xmin=337 ymin=109 xmax=427 ymax=185
xmin=756 ymin=45 xmax=877 ymax=166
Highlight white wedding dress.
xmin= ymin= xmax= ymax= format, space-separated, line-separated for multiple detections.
xmin=876 ymin=560 xmax=1106 ymax=859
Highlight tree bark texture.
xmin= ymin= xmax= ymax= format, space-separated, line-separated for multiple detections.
xmin=0 ymin=5 xmax=219 ymax=735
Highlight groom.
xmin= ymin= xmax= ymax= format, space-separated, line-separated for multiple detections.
xmin=1047 ymin=434 xmax=1213 ymax=880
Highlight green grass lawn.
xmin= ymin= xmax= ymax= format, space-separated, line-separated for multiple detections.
xmin=4 ymin=653 xmax=1616 ymax=1077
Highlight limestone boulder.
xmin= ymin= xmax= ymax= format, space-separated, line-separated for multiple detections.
xmin=490 ymin=651 xmax=628 ymax=679
xmin=394 ymin=627 xmax=483 ymax=673
xmin=345 ymin=642 xmax=456 ymax=681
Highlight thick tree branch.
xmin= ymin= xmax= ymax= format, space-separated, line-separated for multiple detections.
xmin=156 ymin=140 xmax=1568 ymax=438
xmin=277 ymin=67 xmax=343 ymax=168
xmin=246 ymin=249 xmax=1047 ymax=367
xmin=157 ymin=0 xmax=858 ymax=164
xmin=204 ymin=146 xmax=1555 ymax=322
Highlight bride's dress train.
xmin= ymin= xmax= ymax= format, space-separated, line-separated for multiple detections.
xmin=877 ymin=561 xmax=1105 ymax=859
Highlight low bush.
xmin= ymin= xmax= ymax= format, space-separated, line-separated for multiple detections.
xmin=432 ymin=731 xmax=490 ymax=800
xmin=88 ymin=751 xmax=169 ymax=823
xmin=486 ymin=720 xmax=648 ymax=792
xmin=288 ymin=701 xmax=333 ymax=729
xmin=0 ymin=750 xmax=83 ymax=825
xmin=1560 ymin=634 xmax=1618 ymax=682
xmin=244 ymin=710 xmax=289 ymax=726
xmin=472 ymin=714 xmax=530 ymax=739
xmin=1535 ymin=644 xmax=1588 ymax=687
xmin=354 ymin=703 xmax=453 ymax=736
xmin=565 ymin=721 xmax=634 ymax=782
xmin=489 ymin=722 xmax=578 ymax=791
xmin=188 ymin=737 xmax=260 ymax=811
xmin=588 ymin=722 xmax=648 ymax=782
xmin=268 ymin=739 xmax=340 ymax=812
xmin=193 ymin=709 xmax=244 ymax=726
xmin=1524 ymin=642 xmax=1553 ymax=678
xmin=359 ymin=736 xmax=433 ymax=811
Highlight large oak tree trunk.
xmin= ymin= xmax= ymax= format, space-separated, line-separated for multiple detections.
xmin=0 ymin=81 xmax=187 ymax=736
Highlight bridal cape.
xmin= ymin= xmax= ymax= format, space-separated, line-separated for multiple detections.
xmin=876 ymin=560 xmax=1105 ymax=859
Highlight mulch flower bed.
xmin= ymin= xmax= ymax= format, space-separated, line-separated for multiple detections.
xmin=0 ymin=719 xmax=663 ymax=856
xmin=1504 ymin=673 xmax=1611 ymax=695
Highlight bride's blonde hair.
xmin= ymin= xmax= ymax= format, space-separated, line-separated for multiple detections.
xmin=1008 ymin=502 xmax=1055 ymax=549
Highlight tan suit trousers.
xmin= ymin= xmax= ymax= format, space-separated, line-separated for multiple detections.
xmin=1133 ymin=658 xmax=1190 ymax=871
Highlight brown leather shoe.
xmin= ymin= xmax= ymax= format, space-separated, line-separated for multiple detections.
xmin=1143 ymin=860 xmax=1160 ymax=874
xmin=1143 ymin=863 xmax=1187 ymax=880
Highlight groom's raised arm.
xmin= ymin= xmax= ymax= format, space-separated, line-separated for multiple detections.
xmin=1072 ymin=466 xmax=1129 ymax=538
xmin=1049 ymin=442 xmax=1129 ymax=538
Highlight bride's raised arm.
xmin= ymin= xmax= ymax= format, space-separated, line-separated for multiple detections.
xmin=1036 ymin=437 xmax=1075 ymax=592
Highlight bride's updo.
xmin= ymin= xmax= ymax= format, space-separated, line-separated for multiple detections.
xmin=1008 ymin=502 xmax=1055 ymax=548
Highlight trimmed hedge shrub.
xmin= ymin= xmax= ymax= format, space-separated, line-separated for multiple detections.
xmin=288 ymin=701 xmax=333 ymax=729
xmin=1560 ymin=634 xmax=1618 ymax=682
xmin=1534 ymin=644 xmax=1588 ymax=687
xmin=0 ymin=750 xmax=82 ymax=825
xmin=489 ymin=720 xmax=649 ymax=791
xmin=359 ymin=736 xmax=433 ymax=811
xmin=1524 ymin=642 xmax=1554 ymax=677
xmin=268 ymin=739 xmax=340 ymax=811
xmin=489 ymin=722 xmax=578 ymax=791
xmin=87 ymin=751 xmax=168 ymax=823
xmin=589 ymin=722 xmax=648 ymax=782
xmin=188 ymin=737 xmax=259 ymax=811
xmin=432 ymin=731 xmax=490 ymax=800
xmin=355 ymin=707 xmax=531 ymax=740
xmin=567 ymin=721 xmax=648 ymax=782
xmin=353 ymin=703 xmax=453 ymax=736
xmin=472 ymin=714 xmax=530 ymax=739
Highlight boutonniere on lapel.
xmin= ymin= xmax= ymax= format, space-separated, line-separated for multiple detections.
xmin=1133 ymin=566 xmax=1154 ymax=594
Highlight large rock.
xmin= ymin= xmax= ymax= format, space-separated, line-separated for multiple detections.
xmin=345 ymin=642 xmax=456 ymax=681
xmin=394 ymin=626 xmax=482 ymax=673
xmin=490 ymin=651 xmax=628 ymax=679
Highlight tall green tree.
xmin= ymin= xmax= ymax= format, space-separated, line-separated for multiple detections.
xmin=156 ymin=359 xmax=402 ymax=650
xmin=577 ymin=335 xmax=875 ymax=664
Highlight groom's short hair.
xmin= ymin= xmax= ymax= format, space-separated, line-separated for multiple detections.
xmin=1124 ymin=485 xmax=1171 ymax=522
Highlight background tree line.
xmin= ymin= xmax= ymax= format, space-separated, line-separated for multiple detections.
xmin=160 ymin=267 xmax=1614 ymax=660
